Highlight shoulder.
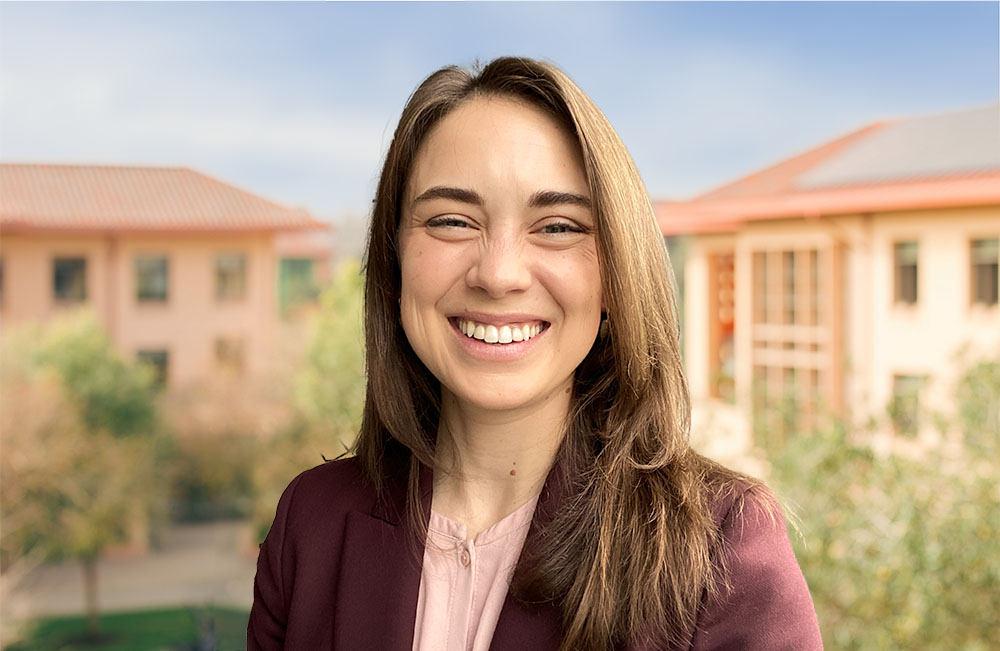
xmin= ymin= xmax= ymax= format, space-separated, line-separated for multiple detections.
xmin=250 ymin=457 xmax=378 ymax=648
xmin=274 ymin=456 xmax=376 ymax=524
xmin=711 ymin=477 xmax=782 ymax=542
xmin=690 ymin=469 xmax=824 ymax=650
xmin=695 ymin=459 xmax=788 ymax=548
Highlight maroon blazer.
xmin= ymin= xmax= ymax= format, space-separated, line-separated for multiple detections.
xmin=248 ymin=457 xmax=823 ymax=650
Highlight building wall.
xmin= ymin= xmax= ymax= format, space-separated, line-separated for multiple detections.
xmin=0 ymin=232 xmax=278 ymax=386
xmin=863 ymin=206 xmax=999 ymax=435
xmin=683 ymin=204 xmax=999 ymax=441
xmin=683 ymin=235 xmax=715 ymax=400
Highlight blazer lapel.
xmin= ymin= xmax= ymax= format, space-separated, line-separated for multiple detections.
xmin=331 ymin=457 xmax=569 ymax=651
xmin=333 ymin=462 xmax=433 ymax=651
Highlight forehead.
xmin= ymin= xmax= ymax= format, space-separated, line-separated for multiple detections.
xmin=406 ymin=96 xmax=589 ymax=201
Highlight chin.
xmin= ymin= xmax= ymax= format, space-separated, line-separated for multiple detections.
xmin=445 ymin=375 xmax=571 ymax=415
xmin=455 ymin=389 xmax=536 ymax=413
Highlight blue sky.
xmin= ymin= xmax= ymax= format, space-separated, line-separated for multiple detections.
xmin=1 ymin=2 xmax=997 ymax=223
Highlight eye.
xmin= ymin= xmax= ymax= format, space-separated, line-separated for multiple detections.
xmin=537 ymin=220 xmax=587 ymax=236
xmin=426 ymin=215 xmax=473 ymax=229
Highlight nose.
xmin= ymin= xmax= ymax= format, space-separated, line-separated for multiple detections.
xmin=466 ymin=237 xmax=531 ymax=298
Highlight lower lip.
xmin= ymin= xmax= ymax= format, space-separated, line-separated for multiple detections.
xmin=449 ymin=319 xmax=546 ymax=361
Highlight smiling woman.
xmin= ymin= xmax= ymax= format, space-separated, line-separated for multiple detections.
xmin=249 ymin=57 xmax=823 ymax=651
xmin=399 ymin=96 xmax=601 ymax=418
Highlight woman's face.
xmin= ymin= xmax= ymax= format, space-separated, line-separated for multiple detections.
xmin=398 ymin=96 xmax=602 ymax=415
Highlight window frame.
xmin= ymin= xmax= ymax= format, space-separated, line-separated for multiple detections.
xmin=215 ymin=252 xmax=248 ymax=302
xmin=135 ymin=255 xmax=169 ymax=303
xmin=893 ymin=240 xmax=919 ymax=306
xmin=53 ymin=256 xmax=88 ymax=303
xmin=970 ymin=237 xmax=999 ymax=307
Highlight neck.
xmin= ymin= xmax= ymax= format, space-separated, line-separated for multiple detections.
xmin=431 ymin=387 xmax=569 ymax=538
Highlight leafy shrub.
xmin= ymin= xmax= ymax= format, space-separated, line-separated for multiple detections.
xmin=767 ymin=352 xmax=1000 ymax=650
xmin=166 ymin=434 xmax=257 ymax=522
xmin=251 ymin=260 xmax=365 ymax=541
xmin=0 ymin=312 xmax=162 ymax=634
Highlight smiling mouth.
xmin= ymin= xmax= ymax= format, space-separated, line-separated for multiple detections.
xmin=452 ymin=318 xmax=548 ymax=344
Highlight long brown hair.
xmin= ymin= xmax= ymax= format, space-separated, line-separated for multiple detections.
xmin=358 ymin=56 xmax=754 ymax=650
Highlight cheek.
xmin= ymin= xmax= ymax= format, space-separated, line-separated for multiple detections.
xmin=567 ymin=248 xmax=603 ymax=315
xmin=398 ymin=237 xmax=429 ymax=342
xmin=539 ymin=252 xmax=603 ymax=327
xmin=398 ymin=238 xmax=465 ymax=338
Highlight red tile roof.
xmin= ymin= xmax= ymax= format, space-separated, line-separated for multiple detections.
xmin=0 ymin=163 xmax=327 ymax=233
xmin=657 ymin=106 xmax=1000 ymax=236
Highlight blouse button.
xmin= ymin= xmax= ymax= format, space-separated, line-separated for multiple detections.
xmin=460 ymin=549 xmax=471 ymax=567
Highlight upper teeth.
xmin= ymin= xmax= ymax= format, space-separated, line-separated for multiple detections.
xmin=458 ymin=320 xmax=543 ymax=344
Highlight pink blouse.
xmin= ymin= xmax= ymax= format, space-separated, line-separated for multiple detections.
xmin=411 ymin=495 xmax=539 ymax=651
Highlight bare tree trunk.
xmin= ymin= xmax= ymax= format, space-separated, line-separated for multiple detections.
xmin=83 ymin=557 xmax=99 ymax=637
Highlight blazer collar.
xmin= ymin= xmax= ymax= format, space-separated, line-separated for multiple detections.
xmin=338 ymin=455 xmax=567 ymax=651
xmin=331 ymin=458 xmax=430 ymax=650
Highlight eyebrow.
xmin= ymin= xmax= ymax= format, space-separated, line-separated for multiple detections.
xmin=411 ymin=186 xmax=591 ymax=210
xmin=412 ymin=186 xmax=484 ymax=206
xmin=528 ymin=190 xmax=591 ymax=209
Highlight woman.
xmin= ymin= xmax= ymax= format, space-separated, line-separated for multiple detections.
xmin=249 ymin=57 xmax=822 ymax=651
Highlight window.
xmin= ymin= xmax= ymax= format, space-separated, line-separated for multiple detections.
xmin=782 ymin=251 xmax=796 ymax=324
xmin=215 ymin=337 xmax=244 ymax=374
xmin=971 ymin=238 xmax=998 ymax=306
xmin=890 ymin=374 xmax=924 ymax=436
xmin=53 ymin=257 xmax=87 ymax=302
xmin=750 ymin=246 xmax=835 ymax=442
xmin=137 ymin=350 xmax=169 ymax=388
xmin=136 ymin=256 xmax=168 ymax=302
xmin=216 ymin=254 xmax=247 ymax=301
xmin=279 ymin=258 xmax=318 ymax=313
xmin=808 ymin=250 xmax=820 ymax=325
xmin=708 ymin=252 xmax=735 ymax=402
xmin=753 ymin=252 xmax=768 ymax=324
xmin=893 ymin=241 xmax=918 ymax=304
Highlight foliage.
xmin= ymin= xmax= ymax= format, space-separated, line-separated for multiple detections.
xmin=0 ymin=312 xmax=162 ymax=633
xmin=953 ymin=348 xmax=1000 ymax=456
xmin=30 ymin=313 xmax=158 ymax=438
xmin=158 ymin=373 xmax=296 ymax=524
xmin=292 ymin=257 xmax=366 ymax=446
xmin=166 ymin=433 xmax=257 ymax=522
xmin=766 ymin=354 xmax=1000 ymax=650
xmin=4 ymin=606 xmax=249 ymax=651
xmin=251 ymin=259 xmax=366 ymax=540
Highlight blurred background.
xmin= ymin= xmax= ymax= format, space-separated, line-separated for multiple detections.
xmin=0 ymin=2 xmax=997 ymax=649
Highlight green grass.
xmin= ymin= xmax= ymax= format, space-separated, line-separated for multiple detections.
xmin=4 ymin=606 xmax=250 ymax=651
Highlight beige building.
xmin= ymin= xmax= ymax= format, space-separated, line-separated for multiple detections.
xmin=0 ymin=163 xmax=328 ymax=387
xmin=658 ymin=105 xmax=1000 ymax=446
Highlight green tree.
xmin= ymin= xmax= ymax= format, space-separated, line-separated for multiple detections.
xmin=953 ymin=348 xmax=1000 ymax=457
xmin=0 ymin=312 xmax=161 ymax=638
xmin=767 ymin=352 xmax=1000 ymax=650
xmin=252 ymin=260 xmax=366 ymax=540
xmin=292 ymin=258 xmax=365 ymax=447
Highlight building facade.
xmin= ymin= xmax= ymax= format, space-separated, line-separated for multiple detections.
xmin=658 ymin=105 xmax=1000 ymax=446
xmin=0 ymin=163 xmax=328 ymax=387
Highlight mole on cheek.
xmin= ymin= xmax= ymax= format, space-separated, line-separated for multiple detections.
xmin=510 ymin=469 xmax=517 ymax=476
